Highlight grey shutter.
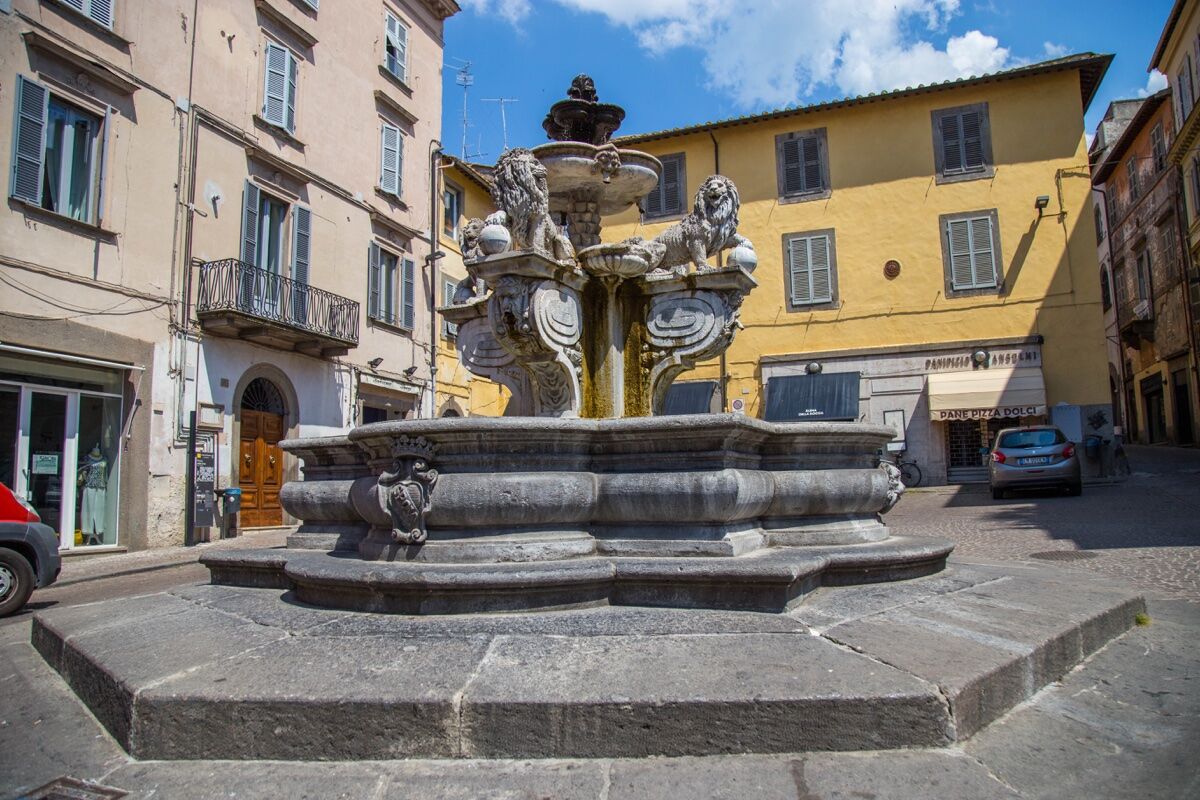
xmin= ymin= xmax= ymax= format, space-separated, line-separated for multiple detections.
xmin=788 ymin=237 xmax=811 ymax=305
xmin=401 ymin=257 xmax=415 ymax=329
xmin=240 ymin=181 xmax=261 ymax=308
xmin=263 ymin=42 xmax=289 ymax=128
xmin=62 ymin=0 xmax=84 ymax=10
xmin=961 ymin=110 xmax=983 ymax=170
xmin=969 ymin=216 xmax=996 ymax=287
xmin=95 ymin=105 xmax=111 ymax=225
xmin=10 ymin=75 xmax=48 ymax=205
xmin=89 ymin=0 xmax=113 ymax=27
xmin=386 ymin=13 xmax=408 ymax=83
xmin=367 ymin=243 xmax=381 ymax=320
xmin=802 ymin=136 xmax=822 ymax=191
xmin=809 ymin=235 xmax=832 ymax=302
xmin=946 ymin=219 xmax=974 ymax=289
xmin=662 ymin=155 xmax=682 ymax=214
xmin=380 ymin=123 xmax=401 ymax=195
xmin=940 ymin=113 xmax=963 ymax=173
xmin=443 ymin=278 xmax=458 ymax=336
xmin=782 ymin=138 xmax=802 ymax=194
xmin=290 ymin=205 xmax=311 ymax=323
xmin=644 ymin=173 xmax=663 ymax=216
xmin=285 ymin=50 xmax=297 ymax=133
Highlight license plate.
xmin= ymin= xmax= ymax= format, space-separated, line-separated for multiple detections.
xmin=1018 ymin=456 xmax=1050 ymax=466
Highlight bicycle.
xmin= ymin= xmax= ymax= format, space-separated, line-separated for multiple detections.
xmin=880 ymin=449 xmax=922 ymax=487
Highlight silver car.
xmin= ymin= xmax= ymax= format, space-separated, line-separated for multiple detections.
xmin=988 ymin=425 xmax=1081 ymax=500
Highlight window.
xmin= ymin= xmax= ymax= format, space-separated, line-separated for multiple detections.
xmin=239 ymin=181 xmax=310 ymax=319
xmin=1191 ymin=157 xmax=1200 ymax=221
xmin=380 ymin=122 xmax=403 ymax=196
xmin=932 ymin=103 xmax=993 ymax=182
xmin=1134 ymin=248 xmax=1151 ymax=302
xmin=1151 ymin=124 xmax=1166 ymax=172
xmin=9 ymin=76 xmax=106 ymax=224
xmin=1160 ymin=220 xmax=1178 ymax=276
xmin=1126 ymin=158 xmax=1139 ymax=202
xmin=262 ymin=41 xmax=298 ymax=134
xmin=940 ymin=209 xmax=1003 ymax=295
xmin=57 ymin=0 xmax=113 ymax=29
xmin=443 ymin=184 xmax=463 ymax=237
xmin=643 ymin=153 xmax=685 ymax=219
xmin=1101 ymin=266 xmax=1112 ymax=311
xmin=368 ymin=243 xmax=414 ymax=329
xmin=783 ymin=229 xmax=838 ymax=309
xmin=442 ymin=278 xmax=459 ymax=338
xmin=775 ymin=128 xmax=829 ymax=200
xmin=1113 ymin=260 xmax=1129 ymax=308
xmin=1179 ymin=57 xmax=1195 ymax=125
xmin=384 ymin=11 xmax=409 ymax=84
xmin=298 ymin=0 xmax=318 ymax=9
xmin=1106 ymin=188 xmax=1119 ymax=226
xmin=1094 ymin=202 xmax=1105 ymax=244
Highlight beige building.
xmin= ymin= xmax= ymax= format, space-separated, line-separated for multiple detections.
xmin=1148 ymin=0 xmax=1200 ymax=446
xmin=0 ymin=0 xmax=459 ymax=550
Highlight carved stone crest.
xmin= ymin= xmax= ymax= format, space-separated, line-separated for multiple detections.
xmin=377 ymin=436 xmax=438 ymax=544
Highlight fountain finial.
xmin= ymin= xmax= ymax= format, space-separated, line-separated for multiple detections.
xmin=542 ymin=75 xmax=626 ymax=145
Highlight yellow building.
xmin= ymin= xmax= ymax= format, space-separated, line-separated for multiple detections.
xmin=604 ymin=54 xmax=1114 ymax=484
xmin=435 ymin=156 xmax=506 ymax=416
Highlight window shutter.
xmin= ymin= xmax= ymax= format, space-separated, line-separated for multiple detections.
xmin=802 ymin=136 xmax=822 ymax=192
xmin=263 ymin=42 xmax=289 ymax=128
xmin=290 ymin=205 xmax=311 ymax=323
xmin=661 ymin=155 xmax=681 ymax=214
xmin=241 ymin=181 xmax=261 ymax=266
xmin=10 ymin=75 xmax=48 ymax=205
xmin=443 ymin=278 xmax=458 ymax=337
xmin=940 ymin=113 xmax=963 ymax=173
xmin=809 ymin=235 xmax=832 ymax=302
xmin=380 ymin=123 xmax=401 ymax=195
xmin=89 ymin=0 xmax=114 ymax=28
xmin=285 ymin=50 xmax=298 ymax=133
xmin=644 ymin=175 xmax=663 ymax=216
xmin=401 ymin=258 xmax=415 ymax=329
xmin=782 ymin=138 xmax=802 ymax=194
xmin=969 ymin=216 xmax=996 ymax=287
xmin=788 ymin=238 xmax=811 ymax=305
xmin=961 ymin=110 xmax=984 ymax=170
xmin=367 ymin=243 xmax=381 ymax=320
xmin=386 ymin=13 xmax=408 ymax=83
xmin=95 ymin=105 xmax=112 ymax=225
xmin=62 ymin=0 xmax=84 ymax=11
xmin=946 ymin=219 xmax=975 ymax=289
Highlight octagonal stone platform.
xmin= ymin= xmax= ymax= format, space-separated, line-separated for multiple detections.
xmin=31 ymin=560 xmax=1145 ymax=762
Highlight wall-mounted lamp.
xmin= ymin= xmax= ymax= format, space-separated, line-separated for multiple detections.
xmin=425 ymin=251 xmax=446 ymax=264
xmin=972 ymin=349 xmax=989 ymax=367
xmin=367 ymin=357 xmax=384 ymax=369
xmin=403 ymin=365 xmax=419 ymax=378
xmin=805 ymin=362 xmax=823 ymax=374
xmin=1035 ymin=195 xmax=1050 ymax=216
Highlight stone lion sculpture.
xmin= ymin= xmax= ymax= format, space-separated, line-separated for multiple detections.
xmin=650 ymin=174 xmax=753 ymax=275
xmin=485 ymin=148 xmax=575 ymax=263
xmin=452 ymin=217 xmax=488 ymax=304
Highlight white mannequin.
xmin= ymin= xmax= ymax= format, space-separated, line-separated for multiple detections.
xmin=78 ymin=444 xmax=107 ymax=545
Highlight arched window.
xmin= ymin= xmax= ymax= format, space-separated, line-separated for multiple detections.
xmin=241 ymin=378 xmax=286 ymax=415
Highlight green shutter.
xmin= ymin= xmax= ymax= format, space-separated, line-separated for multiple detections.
xmin=290 ymin=205 xmax=311 ymax=323
xmin=368 ymin=243 xmax=381 ymax=320
xmin=10 ymin=75 xmax=48 ymax=205
xmin=285 ymin=49 xmax=297 ymax=133
xmin=241 ymin=181 xmax=260 ymax=266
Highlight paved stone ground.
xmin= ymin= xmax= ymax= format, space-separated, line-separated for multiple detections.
xmin=888 ymin=444 xmax=1200 ymax=601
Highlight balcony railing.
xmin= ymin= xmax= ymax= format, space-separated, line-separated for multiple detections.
xmin=196 ymin=259 xmax=359 ymax=355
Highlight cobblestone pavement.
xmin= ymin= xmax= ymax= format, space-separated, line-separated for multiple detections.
xmin=888 ymin=444 xmax=1200 ymax=601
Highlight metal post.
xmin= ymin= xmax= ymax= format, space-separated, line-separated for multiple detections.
xmin=184 ymin=410 xmax=196 ymax=546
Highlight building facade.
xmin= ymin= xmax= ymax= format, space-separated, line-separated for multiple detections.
xmin=1149 ymin=0 xmax=1200 ymax=446
xmin=604 ymin=54 xmax=1115 ymax=485
xmin=0 ymin=0 xmax=459 ymax=551
xmin=1090 ymin=90 xmax=1197 ymax=446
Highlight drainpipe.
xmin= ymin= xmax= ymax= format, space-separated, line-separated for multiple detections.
xmin=710 ymin=130 xmax=728 ymax=412
xmin=1172 ymin=167 xmax=1200 ymax=436
xmin=427 ymin=140 xmax=443 ymax=418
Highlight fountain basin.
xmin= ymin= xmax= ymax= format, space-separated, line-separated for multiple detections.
xmin=533 ymin=142 xmax=662 ymax=215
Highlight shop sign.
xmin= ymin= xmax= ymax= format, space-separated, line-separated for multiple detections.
xmin=924 ymin=349 xmax=1039 ymax=372
xmin=32 ymin=453 xmax=60 ymax=475
xmin=934 ymin=405 xmax=1044 ymax=421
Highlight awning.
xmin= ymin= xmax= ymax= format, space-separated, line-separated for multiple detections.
xmin=927 ymin=367 xmax=1046 ymax=421
xmin=662 ymin=381 xmax=717 ymax=415
xmin=765 ymin=372 xmax=861 ymax=422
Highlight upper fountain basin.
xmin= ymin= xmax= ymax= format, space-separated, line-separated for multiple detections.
xmin=532 ymin=142 xmax=662 ymax=216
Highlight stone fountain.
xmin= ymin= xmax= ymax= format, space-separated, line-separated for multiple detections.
xmin=202 ymin=76 xmax=954 ymax=613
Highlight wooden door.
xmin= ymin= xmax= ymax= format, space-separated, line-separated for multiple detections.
xmin=238 ymin=409 xmax=284 ymax=527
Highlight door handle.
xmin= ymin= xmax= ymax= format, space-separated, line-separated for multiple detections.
xmin=268 ymin=455 xmax=276 ymax=466
xmin=244 ymin=453 xmax=252 ymax=464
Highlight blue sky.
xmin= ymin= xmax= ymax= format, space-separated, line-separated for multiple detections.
xmin=440 ymin=0 xmax=1174 ymax=162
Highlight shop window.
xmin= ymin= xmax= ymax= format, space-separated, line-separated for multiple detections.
xmin=932 ymin=102 xmax=993 ymax=183
xmin=261 ymin=40 xmax=298 ymax=134
xmin=783 ymin=229 xmax=838 ymax=309
xmin=643 ymin=153 xmax=685 ymax=219
xmin=775 ymin=128 xmax=830 ymax=201
xmin=367 ymin=243 xmax=414 ymax=329
xmin=940 ymin=209 xmax=1003 ymax=296
xmin=384 ymin=10 xmax=409 ymax=84
xmin=75 ymin=394 xmax=120 ymax=546
xmin=380 ymin=122 xmax=403 ymax=196
xmin=9 ymin=76 xmax=105 ymax=224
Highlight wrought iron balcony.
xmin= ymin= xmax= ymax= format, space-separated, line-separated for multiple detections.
xmin=196 ymin=259 xmax=359 ymax=357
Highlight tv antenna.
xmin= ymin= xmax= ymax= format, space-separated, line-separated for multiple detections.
xmin=451 ymin=59 xmax=474 ymax=158
xmin=482 ymin=97 xmax=519 ymax=151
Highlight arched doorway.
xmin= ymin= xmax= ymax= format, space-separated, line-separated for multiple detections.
xmin=239 ymin=377 xmax=286 ymax=527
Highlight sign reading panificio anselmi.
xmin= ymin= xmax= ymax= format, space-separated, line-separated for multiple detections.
xmin=933 ymin=405 xmax=1046 ymax=421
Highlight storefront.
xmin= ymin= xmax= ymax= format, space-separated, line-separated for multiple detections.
xmin=357 ymin=372 xmax=421 ymax=424
xmin=0 ymin=345 xmax=140 ymax=550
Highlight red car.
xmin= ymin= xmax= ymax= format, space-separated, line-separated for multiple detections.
xmin=0 ymin=483 xmax=62 ymax=616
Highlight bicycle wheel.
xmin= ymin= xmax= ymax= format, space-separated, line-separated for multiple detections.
xmin=900 ymin=461 xmax=922 ymax=487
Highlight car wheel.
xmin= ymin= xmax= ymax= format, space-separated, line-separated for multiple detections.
xmin=0 ymin=548 xmax=35 ymax=617
xmin=992 ymin=487 xmax=1005 ymax=500
xmin=1066 ymin=481 xmax=1082 ymax=497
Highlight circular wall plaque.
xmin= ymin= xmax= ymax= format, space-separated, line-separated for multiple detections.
xmin=884 ymin=259 xmax=901 ymax=279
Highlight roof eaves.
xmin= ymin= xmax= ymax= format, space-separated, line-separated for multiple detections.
xmin=1149 ymin=0 xmax=1186 ymax=71
xmin=614 ymin=53 xmax=1113 ymax=146
xmin=1091 ymin=89 xmax=1171 ymax=183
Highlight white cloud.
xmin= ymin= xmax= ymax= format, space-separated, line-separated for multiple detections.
xmin=467 ymin=0 xmax=1017 ymax=109
xmin=1043 ymin=41 xmax=1069 ymax=58
xmin=1138 ymin=70 xmax=1168 ymax=98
